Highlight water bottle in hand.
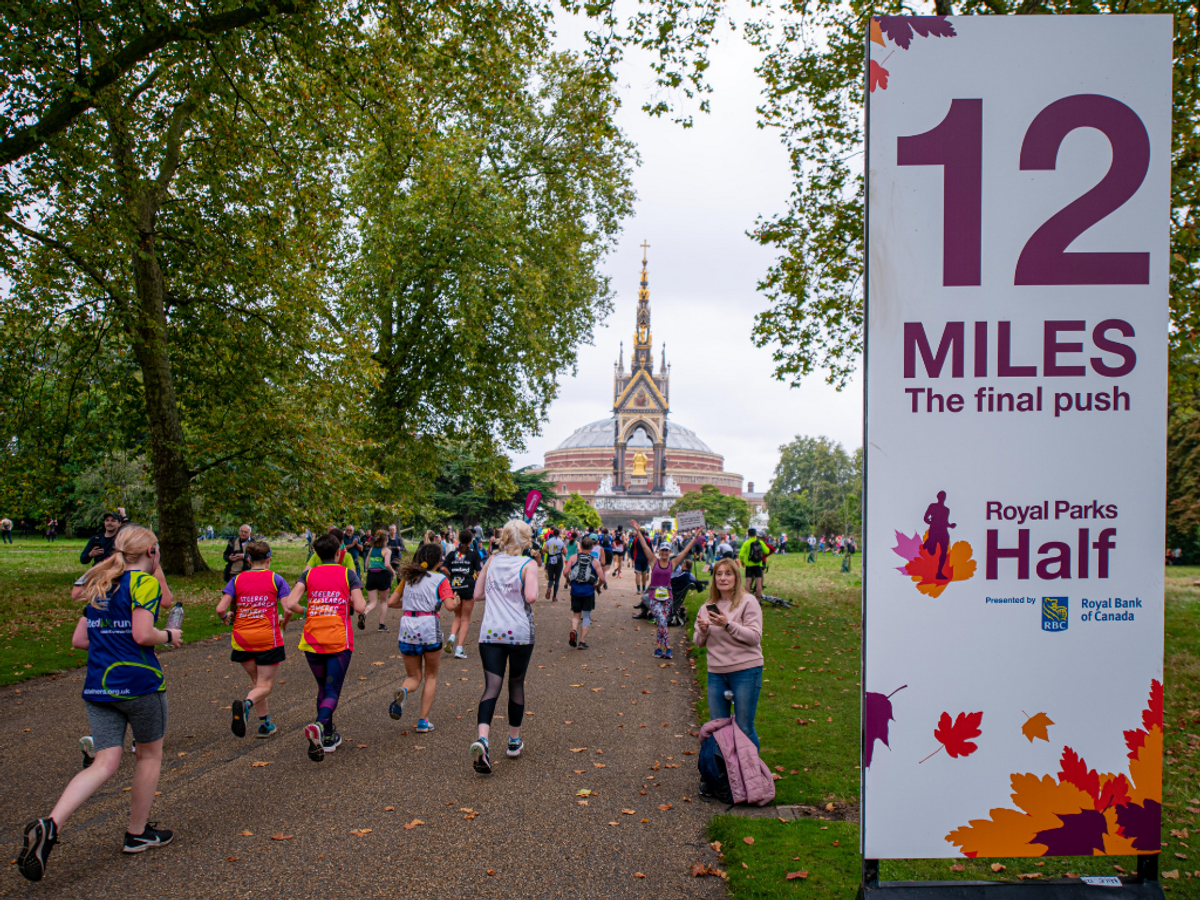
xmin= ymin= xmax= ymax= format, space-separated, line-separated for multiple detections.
xmin=164 ymin=601 xmax=184 ymax=648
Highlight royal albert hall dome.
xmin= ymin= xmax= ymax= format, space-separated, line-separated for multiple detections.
xmin=534 ymin=249 xmax=743 ymax=512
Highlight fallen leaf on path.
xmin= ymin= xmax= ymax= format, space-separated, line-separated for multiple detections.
xmin=226 ymin=857 xmax=240 ymax=862
xmin=949 ymin=864 xmax=964 ymax=872
xmin=372 ymin=661 xmax=384 ymax=666
xmin=570 ymin=747 xmax=587 ymax=753
xmin=403 ymin=820 xmax=424 ymax=830
xmin=357 ymin=744 xmax=368 ymax=749
xmin=991 ymin=863 xmax=1006 ymax=872
xmin=239 ymin=830 xmax=254 ymax=837
xmin=1018 ymin=873 xmax=1041 ymax=880
xmin=573 ymin=770 xmax=584 ymax=774
xmin=786 ymin=871 xmax=809 ymax=881
xmin=634 ymin=872 xmax=646 ymax=879
xmin=825 ymin=802 xmax=835 ymax=811
xmin=621 ymin=809 xmax=636 ymax=815
xmin=1163 ymin=870 xmax=1179 ymax=879
xmin=384 ymin=807 xmax=394 ymax=811
xmin=576 ymin=789 xmax=594 ymax=797
xmin=657 ymin=804 xmax=673 ymax=811
xmin=349 ymin=829 xmax=373 ymax=837
xmin=570 ymin=684 xmax=582 ymax=687
xmin=591 ymin=688 xmax=603 ymax=692
xmin=563 ymin=720 xmax=572 ymax=724
xmin=594 ymin=763 xmax=606 ymax=768
xmin=711 ymin=841 xmax=722 ymax=852
xmin=251 ymin=761 xmax=271 ymax=767
xmin=271 ymin=835 xmax=293 ymax=841
xmin=358 ymin=677 xmax=367 ymax=681
xmin=577 ymin=800 xmax=589 ymax=806
xmin=743 ymin=836 xmax=755 ymax=845
xmin=463 ymin=811 xmax=479 ymax=820
xmin=486 ymin=869 xmax=495 ymax=876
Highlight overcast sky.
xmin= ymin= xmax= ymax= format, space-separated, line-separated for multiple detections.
xmin=508 ymin=18 xmax=864 ymax=489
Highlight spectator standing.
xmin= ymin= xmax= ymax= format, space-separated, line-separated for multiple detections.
xmin=738 ymin=528 xmax=774 ymax=602
xmin=0 ymin=517 xmax=12 ymax=545
xmin=693 ymin=558 xmax=764 ymax=748
xmin=223 ymin=525 xmax=253 ymax=582
xmin=80 ymin=510 xmax=127 ymax=566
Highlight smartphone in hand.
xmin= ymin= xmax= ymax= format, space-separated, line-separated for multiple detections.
xmin=706 ymin=604 xmax=720 ymax=617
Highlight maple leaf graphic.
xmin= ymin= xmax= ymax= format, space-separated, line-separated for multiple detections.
xmin=1032 ymin=809 xmax=1109 ymax=856
xmin=921 ymin=711 xmax=982 ymax=763
xmin=1058 ymin=747 xmax=1100 ymax=802
xmin=945 ymin=679 xmax=1163 ymax=858
xmin=903 ymin=540 xmax=977 ymax=598
xmin=869 ymin=18 xmax=885 ymax=47
xmin=1115 ymin=799 xmax=1161 ymax=852
xmin=891 ymin=530 xmax=922 ymax=573
xmin=864 ymin=685 xmax=906 ymax=768
xmin=876 ymin=16 xmax=957 ymax=51
xmin=869 ymin=60 xmax=889 ymax=93
xmin=1021 ymin=711 xmax=1054 ymax=743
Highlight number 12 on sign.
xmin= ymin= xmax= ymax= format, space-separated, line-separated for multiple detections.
xmin=898 ymin=95 xmax=1151 ymax=287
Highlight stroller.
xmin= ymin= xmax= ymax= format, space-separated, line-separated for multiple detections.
xmin=668 ymin=563 xmax=708 ymax=627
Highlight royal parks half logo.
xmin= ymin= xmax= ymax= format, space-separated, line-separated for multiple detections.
xmin=1042 ymin=597 xmax=1068 ymax=632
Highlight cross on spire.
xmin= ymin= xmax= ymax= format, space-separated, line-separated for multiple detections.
xmin=640 ymin=240 xmax=650 ymax=262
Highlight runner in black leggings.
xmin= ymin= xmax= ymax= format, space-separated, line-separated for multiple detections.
xmin=468 ymin=520 xmax=539 ymax=774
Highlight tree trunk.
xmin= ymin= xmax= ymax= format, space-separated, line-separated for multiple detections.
xmin=127 ymin=219 xmax=208 ymax=575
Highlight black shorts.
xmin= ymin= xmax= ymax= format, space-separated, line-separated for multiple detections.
xmin=365 ymin=569 xmax=393 ymax=592
xmin=570 ymin=592 xmax=596 ymax=613
xmin=633 ymin=559 xmax=649 ymax=573
xmin=745 ymin=565 xmax=764 ymax=579
xmin=454 ymin=587 xmax=475 ymax=602
xmin=231 ymin=645 xmax=286 ymax=666
xmin=611 ymin=549 xmax=624 ymax=557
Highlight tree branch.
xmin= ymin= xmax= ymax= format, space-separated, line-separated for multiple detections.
xmin=154 ymin=71 xmax=217 ymax=198
xmin=0 ymin=0 xmax=314 ymax=170
xmin=0 ymin=211 xmax=124 ymax=304
xmin=934 ymin=0 xmax=955 ymax=14
xmin=188 ymin=444 xmax=261 ymax=480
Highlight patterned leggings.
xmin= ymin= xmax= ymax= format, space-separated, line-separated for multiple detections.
xmin=304 ymin=649 xmax=353 ymax=730
xmin=650 ymin=599 xmax=671 ymax=647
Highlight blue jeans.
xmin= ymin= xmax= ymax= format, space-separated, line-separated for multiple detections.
xmin=707 ymin=666 xmax=763 ymax=749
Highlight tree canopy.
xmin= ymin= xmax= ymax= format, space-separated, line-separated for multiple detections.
xmin=766 ymin=435 xmax=862 ymax=538
xmin=670 ymin=483 xmax=750 ymax=532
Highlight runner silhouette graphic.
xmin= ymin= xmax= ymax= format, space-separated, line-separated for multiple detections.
xmin=922 ymin=491 xmax=956 ymax=581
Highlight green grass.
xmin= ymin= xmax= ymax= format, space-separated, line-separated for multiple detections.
xmin=687 ymin=553 xmax=1200 ymax=898
xmin=0 ymin=538 xmax=314 ymax=685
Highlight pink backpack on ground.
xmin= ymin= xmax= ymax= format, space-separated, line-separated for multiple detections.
xmin=698 ymin=717 xmax=776 ymax=807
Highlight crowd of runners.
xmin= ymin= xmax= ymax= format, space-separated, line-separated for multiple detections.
xmin=14 ymin=512 xmax=790 ymax=883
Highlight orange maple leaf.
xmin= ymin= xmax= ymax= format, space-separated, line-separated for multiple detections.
xmin=870 ymin=18 xmax=886 ymax=46
xmin=1021 ymin=712 xmax=1054 ymax=743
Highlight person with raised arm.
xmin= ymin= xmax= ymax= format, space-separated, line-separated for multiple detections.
xmin=630 ymin=520 xmax=698 ymax=660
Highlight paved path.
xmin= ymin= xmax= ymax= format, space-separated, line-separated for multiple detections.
xmin=0 ymin=564 xmax=726 ymax=899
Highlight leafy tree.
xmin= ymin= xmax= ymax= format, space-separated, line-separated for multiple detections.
xmin=428 ymin=446 xmax=557 ymax=531
xmin=670 ymin=483 xmax=750 ymax=532
xmin=1167 ymin=411 xmax=1200 ymax=564
xmin=766 ymin=435 xmax=861 ymax=538
xmin=743 ymin=1 xmax=1200 ymax=397
xmin=562 ymin=492 xmax=602 ymax=531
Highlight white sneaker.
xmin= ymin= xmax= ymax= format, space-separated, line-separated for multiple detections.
xmin=443 ymin=635 xmax=456 ymax=654
xmin=454 ymin=646 xmax=467 ymax=659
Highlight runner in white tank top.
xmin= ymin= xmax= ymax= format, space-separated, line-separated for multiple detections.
xmin=386 ymin=544 xmax=456 ymax=733
xmin=469 ymin=521 xmax=539 ymax=774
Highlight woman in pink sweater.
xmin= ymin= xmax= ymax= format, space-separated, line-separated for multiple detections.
xmin=693 ymin=558 xmax=764 ymax=748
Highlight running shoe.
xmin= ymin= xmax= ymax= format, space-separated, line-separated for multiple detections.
xmin=389 ymin=687 xmax=407 ymax=721
xmin=304 ymin=723 xmax=325 ymax=762
xmin=231 ymin=698 xmax=250 ymax=738
xmin=357 ymin=612 xmax=366 ymax=631
xmin=654 ymin=647 xmax=664 ymax=658
xmin=122 ymin=823 xmax=173 ymax=854
xmin=416 ymin=719 xmax=434 ymax=733
xmin=79 ymin=735 xmax=95 ymax=769
xmin=664 ymin=648 xmax=673 ymax=660
xmin=471 ymin=737 xmax=492 ymax=775
xmin=506 ymin=737 xmax=524 ymax=758
xmin=568 ymin=629 xmax=577 ymax=648
xmin=17 ymin=817 xmax=57 ymax=881
xmin=378 ymin=623 xmax=387 ymax=631
xmin=443 ymin=635 xmax=456 ymax=654
xmin=579 ymin=641 xmax=589 ymax=649
xmin=255 ymin=721 xmax=277 ymax=739
xmin=454 ymin=646 xmax=467 ymax=660
xmin=323 ymin=731 xmax=342 ymax=753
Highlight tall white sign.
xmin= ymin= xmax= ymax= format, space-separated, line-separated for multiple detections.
xmin=863 ymin=16 xmax=1170 ymax=860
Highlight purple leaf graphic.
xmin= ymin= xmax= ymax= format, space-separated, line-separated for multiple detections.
xmin=1115 ymin=799 xmax=1161 ymax=852
xmin=877 ymin=16 xmax=956 ymax=50
xmin=864 ymin=685 xmax=905 ymax=768
xmin=892 ymin=531 xmax=922 ymax=574
xmin=1032 ymin=809 xmax=1108 ymax=856
xmin=910 ymin=17 xmax=957 ymax=40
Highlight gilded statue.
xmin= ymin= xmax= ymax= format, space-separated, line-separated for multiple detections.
xmin=631 ymin=450 xmax=648 ymax=477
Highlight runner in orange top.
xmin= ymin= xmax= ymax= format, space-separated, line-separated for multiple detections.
xmin=283 ymin=533 xmax=365 ymax=762
xmin=216 ymin=541 xmax=291 ymax=740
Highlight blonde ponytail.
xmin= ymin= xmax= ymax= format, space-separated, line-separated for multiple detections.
xmin=81 ymin=525 xmax=158 ymax=607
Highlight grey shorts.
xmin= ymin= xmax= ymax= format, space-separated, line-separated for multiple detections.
xmin=85 ymin=692 xmax=168 ymax=751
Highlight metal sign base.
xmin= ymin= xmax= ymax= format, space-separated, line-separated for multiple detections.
xmin=859 ymin=858 xmax=1165 ymax=900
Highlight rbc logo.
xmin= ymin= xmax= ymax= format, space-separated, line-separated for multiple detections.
xmin=1042 ymin=597 xmax=1068 ymax=632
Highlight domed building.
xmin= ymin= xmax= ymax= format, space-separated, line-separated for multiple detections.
xmin=536 ymin=247 xmax=743 ymax=526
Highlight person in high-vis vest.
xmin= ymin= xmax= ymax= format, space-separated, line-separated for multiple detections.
xmin=283 ymin=532 xmax=365 ymax=763
xmin=216 ymin=541 xmax=291 ymax=739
